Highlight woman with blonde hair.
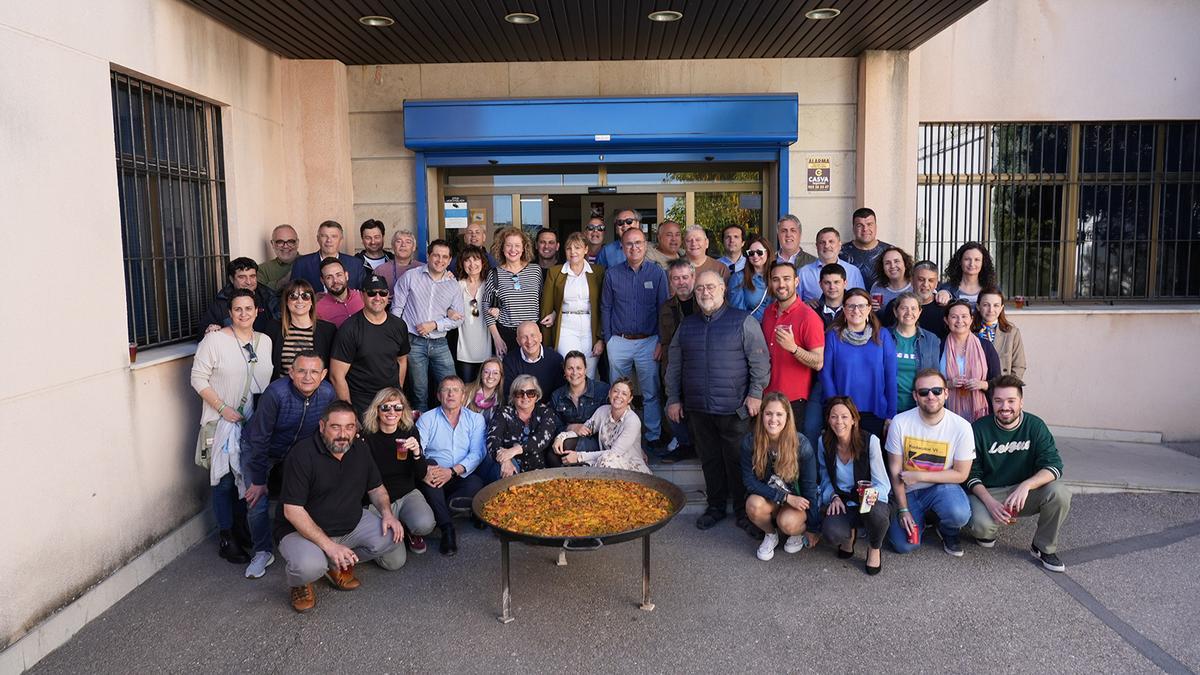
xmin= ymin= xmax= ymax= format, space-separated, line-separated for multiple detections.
xmin=464 ymin=356 xmax=505 ymax=425
xmin=740 ymin=392 xmax=819 ymax=561
xmin=540 ymin=231 xmax=605 ymax=378
xmin=483 ymin=226 xmax=544 ymax=356
xmin=361 ymin=387 xmax=435 ymax=562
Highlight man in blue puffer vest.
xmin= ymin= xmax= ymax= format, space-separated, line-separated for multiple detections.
xmin=666 ymin=270 xmax=770 ymax=535
xmin=240 ymin=351 xmax=337 ymax=579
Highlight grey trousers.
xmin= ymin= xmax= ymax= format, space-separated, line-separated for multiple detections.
xmin=822 ymin=501 xmax=892 ymax=550
xmin=278 ymin=509 xmax=398 ymax=587
xmin=966 ymin=481 xmax=1072 ymax=554
xmin=369 ymin=489 xmax=437 ymax=570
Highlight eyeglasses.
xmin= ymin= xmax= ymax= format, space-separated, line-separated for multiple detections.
xmin=843 ymin=302 xmax=871 ymax=311
xmin=469 ymin=298 xmax=480 ymax=317
xmin=272 ymin=239 xmax=298 ymax=247
xmin=622 ymin=241 xmax=645 ymax=249
xmin=695 ymin=283 xmax=721 ymax=293
xmin=915 ymin=387 xmax=946 ymax=397
xmin=243 ymin=342 xmax=258 ymax=364
xmin=746 ymin=249 xmax=767 ymax=257
xmin=616 ymin=217 xmax=639 ymax=226
xmin=287 ymin=291 xmax=313 ymax=301
xmin=514 ymin=389 xmax=539 ymax=399
xmin=379 ymin=403 xmax=405 ymax=412
xmin=585 ymin=225 xmax=606 ymax=232
xmin=365 ymin=289 xmax=389 ymax=298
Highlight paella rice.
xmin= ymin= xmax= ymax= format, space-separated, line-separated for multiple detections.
xmin=481 ymin=478 xmax=672 ymax=537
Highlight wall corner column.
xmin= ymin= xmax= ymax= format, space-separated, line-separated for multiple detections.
xmin=856 ymin=50 xmax=919 ymax=250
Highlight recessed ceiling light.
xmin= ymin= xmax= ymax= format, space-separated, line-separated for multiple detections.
xmin=648 ymin=10 xmax=683 ymax=22
xmin=504 ymin=12 xmax=540 ymax=24
xmin=359 ymin=15 xmax=395 ymax=27
xmin=804 ymin=7 xmax=841 ymax=20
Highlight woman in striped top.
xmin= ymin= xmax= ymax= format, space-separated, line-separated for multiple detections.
xmin=267 ymin=279 xmax=336 ymax=380
xmin=483 ymin=226 xmax=543 ymax=356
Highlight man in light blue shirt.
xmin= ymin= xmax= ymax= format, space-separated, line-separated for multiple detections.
xmin=393 ymin=239 xmax=464 ymax=411
xmin=595 ymin=208 xmax=642 ymax=269
xmin=718 ymin=224 xmax=747 ymax=275
xmin=798 ymin=227 xmax=865 ymax=301
xmin=415 ymin=376 xmax=486 ymax=556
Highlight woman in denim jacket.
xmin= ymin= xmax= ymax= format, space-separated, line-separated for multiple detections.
xmin=886 ymin=291 xmax=942 ymax=413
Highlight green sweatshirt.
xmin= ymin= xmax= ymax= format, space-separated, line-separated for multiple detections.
xmin=967 ymin=412 xmax=1063 ymax=490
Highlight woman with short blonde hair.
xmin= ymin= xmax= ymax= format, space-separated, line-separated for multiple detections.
xmin=361 ymin=388 xmax=434 ymax=564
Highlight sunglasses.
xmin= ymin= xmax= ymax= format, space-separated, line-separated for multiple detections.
xmin=585 ymin=225 xmax=606 ymax=232
xmin=513 ymin=389 xmax=539 ymax=399
xmin=365 ymin=289 xmax=389 ymax=298
xmin=469 ymin=298 xmax=480 ymax=317
xmin=616 ymin=217 xmax=639 ymax=226
xmin=288 ymin=291 xmax=313 ymax=301
xmin=242 ymin=342 xmax=258 ymax=364
xmin=379 ymin=403 xmax=405 ymax=412
xmin=915 ymin=387 xmax=946 ymax=397
xmin=746 ymin=249 xmax=767 ymax=257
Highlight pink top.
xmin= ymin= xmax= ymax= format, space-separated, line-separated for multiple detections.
xmin=315 ymin=290 xmax=364 ymax=328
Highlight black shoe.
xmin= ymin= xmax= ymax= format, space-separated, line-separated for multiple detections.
xmin=659 ymin=445 xmax=696 ymax=464
xmin=865 ymin=562 xmax=882 ymax=576
xmin=1031 ymin=544 xmax=1065 ymax=572
xmin=439 ymin=525 xmax=458 ymax=557
xmin=218 ymin=530 xmax=250 ymax=564
xmin=836 ymin=547 xmax=854 ymax=559
xmin=695 ymin=509 xmax=725 ymax=530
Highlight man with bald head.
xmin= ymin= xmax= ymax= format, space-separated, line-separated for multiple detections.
xmin=259 ymin=224 xmax=300 ymax=291
xmin=682 ymin=225 xmax=730 ymax=282
xmin=501 ymin=320 xmax=565 ymax=405
xmin=666 ymin=269 xmax=770 ymax=534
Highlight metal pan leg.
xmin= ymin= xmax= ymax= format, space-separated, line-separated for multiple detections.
xmin=499 ymin=539 xmax=515 ymax=623
xmin=639 ymin=535 xmax=655 ymax=611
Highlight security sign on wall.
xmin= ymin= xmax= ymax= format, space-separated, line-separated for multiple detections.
xmin=444 ymin=196 xmax=468 ymax=229
xmin=807 ymin=157 xmax=831 ymax=192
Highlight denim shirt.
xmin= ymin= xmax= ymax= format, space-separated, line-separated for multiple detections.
xmin=550 ymin=379 xmax=611 ymax=428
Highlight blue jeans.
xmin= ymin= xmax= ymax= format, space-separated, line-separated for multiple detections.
xmin=211 ymin=473 xmax=246 ymax=531
xmin=606 ymin=335 xmax=661 ymax=441
xmin=888 ymin=483 xmax=972 ymax=553
xmin=408 ymin=335 xmax=456 ymax=411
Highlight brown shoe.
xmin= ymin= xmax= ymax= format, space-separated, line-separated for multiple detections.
xmin=325 ymin=565 xmax=361 ymax=591
xmin=290 ymin=584 xmax=315 ymax=613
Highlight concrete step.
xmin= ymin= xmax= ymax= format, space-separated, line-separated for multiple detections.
xmin=650 ymin=458 xmax=708 ymax=512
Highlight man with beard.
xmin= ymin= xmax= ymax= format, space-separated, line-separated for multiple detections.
xmin=535 ymin=228 xmax=561 ymax=271
xmin=666 ymin=270 xmax=770 ymax=534
xmin=657 ymin=259 xmax=696 ymax=463
xmin=291 ymin=220 xmax=366 ymax=291
xmin=879 ymin=260 xmax=947 ymax=340
xmin=966 ymin=375 xmax=1070 ymax=571
xmin=258 ymin=224 xmax=300 ymax=291
xmin=314 ymin=258 xmax=364 ymax=328
xmin=355 ymin=218 xmax=393 ymax=275
xmin=200 ymin=257 xmax=280 ymax=337
xmin=761 ymin=261 xmax=825 ymax=437
xmin=278 ymin=400 xmax=404 ymax=612
xmin=329 ymin=275 xmax=410 ymax=417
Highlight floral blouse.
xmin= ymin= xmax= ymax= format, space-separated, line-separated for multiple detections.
xmin=486 ymin=403 xmax=558 ymax=472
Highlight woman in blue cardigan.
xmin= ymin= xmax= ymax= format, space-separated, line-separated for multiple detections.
xmin=820 ymin=288 xmax=897 ymax=438
xmin=886 ymin=292 xmax=941 ymax=413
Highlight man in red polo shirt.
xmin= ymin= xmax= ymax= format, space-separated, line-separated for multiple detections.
xmin=760 ymin=261 xmax=825 ymax=425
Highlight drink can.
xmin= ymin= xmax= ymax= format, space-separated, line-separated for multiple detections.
xmin=907 ymin=522 xmax=921 ymax=545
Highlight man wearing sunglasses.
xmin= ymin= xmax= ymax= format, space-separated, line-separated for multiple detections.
xmin=258 ymin=224 xmax=300 ymax=291
xmin=595 ymin=208 xmax=641 ymax=270
xmin=798 ymin=227 xmax=865 ymax=302
xmin=392 ymin=239 xmax=465 ymax=411
xmin=200 ymin=256 xmax=281 ymax=338
xmin=330 ymin=275 xmax=411 ymax=417
xmin=885 ymin=368 xmax=976 ymax=557
xmin=583 ymin=216 xmax=606 ymax=264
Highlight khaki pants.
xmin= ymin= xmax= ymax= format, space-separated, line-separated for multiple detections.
xmin=966 ymin=481 xmax=1072 ymax=554
xmin=369 ymin=489 xmax=436 ymax=570
xmin=278 ymin=510 xmax=398 ymax=587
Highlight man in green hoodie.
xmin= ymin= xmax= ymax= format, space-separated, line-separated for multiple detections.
xmin=966 ymin=375 xmax=1071 ymax=572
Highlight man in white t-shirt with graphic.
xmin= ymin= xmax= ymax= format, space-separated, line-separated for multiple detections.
xmin=886 ymin=368 xmax=975 ymax=556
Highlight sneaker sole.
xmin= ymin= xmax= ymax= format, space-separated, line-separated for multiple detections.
xmin=943 ymin=544 xmax=965 ymax=558
xmin=976 ymin=539 xmax=996 ymax=548
xmin=756 ymin=549 xmax=776 ymax=561
xmin=1031 ymin=547 xmax=1066 ymax=572
xmin=245 ymin=554 xmax=275 ymax=579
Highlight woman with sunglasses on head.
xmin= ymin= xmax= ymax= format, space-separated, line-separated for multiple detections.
xmin=886 ymin=291 xmax=942 ymax=414
xmin=464 ymin=356 xmax=505 ymax=426
xmin=817 ymin=396 xmax=891 ymax=575
xmin=455 ymin=245 xmax=493 ymax=383
xmin=936 ymin=242 xmax=999 ymax=311
xmin=267 ymin=279 xmax=336 ymax=380
xmin=483 ymin=226 xmax=544 ymax=357
xmin=869 ymin=246 xmax=914 ymax=312
xmin=741 ymin=392 xmax=819 ymax=561
xmin=361 ymin=388 xmax=435 ymax=563
xmin=191 ymin=289 xmax=274 ymax=564
xmin=973 ymin=288 xmax=1027 ymax=379
xmin=540 ymin=232 xmax=605 ymax=379
xmin=485 ymin=375 xmax=560 ymax=481
xmin=553 ymin=377 xmax=650 ymax=474
xmin=728 ymin=234 xmax=774 ymax=321
xmin=941 ymin=299 xmax=1000 ymax=423
xmin=820 ymin=288 xmax=897 ymax=438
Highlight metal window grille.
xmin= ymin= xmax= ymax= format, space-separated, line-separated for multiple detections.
xmin=917 ymin=122 xmax=1199 ymax=302
xmin=110 ymin=72 xmax=229 ymax=348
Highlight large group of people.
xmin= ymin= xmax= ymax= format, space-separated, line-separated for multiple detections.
xmin=190 ymin=208 xmax=1067 ymax=614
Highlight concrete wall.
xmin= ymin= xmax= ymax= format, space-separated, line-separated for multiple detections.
xmin=346 ymin=58 xmax=862 ymax=250
xmin=0 ymin=0 xmax=286 ymax=650
xmin=913 ymin=0 xmax=1200 ymax=440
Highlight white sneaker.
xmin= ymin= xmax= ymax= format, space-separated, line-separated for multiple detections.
xmin=245 ymin=551 xmax=275 ymax=579
xmin=667 ymin=437 xmax=679 ymax=452
xmin=783 ymin=535 xmax=806 ymax=554
xmin=756 ymin=532 xmax=779 ymax=561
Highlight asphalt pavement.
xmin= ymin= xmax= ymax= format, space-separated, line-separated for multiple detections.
xmin=26 ymin=491 xmax=1200 ymax=674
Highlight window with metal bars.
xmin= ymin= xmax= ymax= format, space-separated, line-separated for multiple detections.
xmin=917 ymin=122 xmax=1199 ymax=302
xmin=110 ymin=71 xmax=229 ymax=348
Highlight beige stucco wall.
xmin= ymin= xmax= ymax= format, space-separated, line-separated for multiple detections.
xmin=0 ymin=0 xmax=286 ymax=650
xmin=345 ymin=58 xmax=862 ymax=249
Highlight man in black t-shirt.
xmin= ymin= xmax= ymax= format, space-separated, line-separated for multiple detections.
xmin=277 ymin=401 xmax=403 ymax=613
xmin=330 ymin=275 xmax=411 ymax=417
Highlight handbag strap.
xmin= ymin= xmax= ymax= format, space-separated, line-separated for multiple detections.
xmin=236 ymin=334 xmax=260 ymax=414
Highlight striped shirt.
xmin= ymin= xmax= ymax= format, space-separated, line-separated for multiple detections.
xmin=391 ymin=265 xmax=464 ymax=339
xmin=280 ymin=324 xmax=314 ymax=374
xmin=482 ymin=264 xmax=543 ymax=329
